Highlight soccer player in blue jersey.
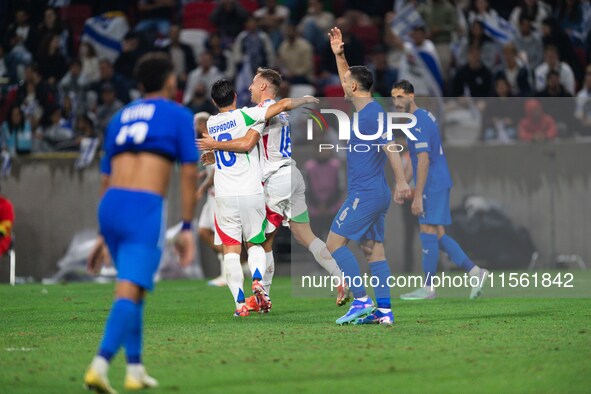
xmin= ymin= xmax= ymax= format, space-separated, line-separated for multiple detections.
xmin=83 ymin=53 xmax=198 ymax=393
xmin=391 ymin=80 xmax=490 ymax=300
xmin=326 ymin=27 xmax=411 ymax=325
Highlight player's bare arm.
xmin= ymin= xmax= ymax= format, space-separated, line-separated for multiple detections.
xmin=89 ymin=174 xmax=114 ymax=273
xmin=197 ymin=128 xmax=261 ymax=152
xmin=328 ymin=27 xmax=349 ymax=82
xmin=384 ymin=144 xmax=411 ymax=204
xmin=265 ymin=96 xmax=319 ymax=120
xmin=412 ymin=152 xmax=429 ymax=216
xmin=177 ymin=163 xmax=198 ymax=267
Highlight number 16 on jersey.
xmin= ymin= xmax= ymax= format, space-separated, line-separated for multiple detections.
xmin=214 ymin=132 xmax=236 ymax=169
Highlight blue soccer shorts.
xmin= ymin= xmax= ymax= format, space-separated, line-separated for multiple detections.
xmin=330 ymin=193 xmax=391 ymax=242
xmin=99 ymin=188 xmax=166 ymax=291
xmin=419 ymin=188 xmax=452 ymax=226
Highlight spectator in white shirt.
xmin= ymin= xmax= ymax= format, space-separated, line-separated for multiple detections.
xmin=254 ymin=0 xmax=290 ymax=49
xmin=183 ymin=52 xmax=223 ymax=105
xmin=534 ymin=44 xmax=575 ymax=95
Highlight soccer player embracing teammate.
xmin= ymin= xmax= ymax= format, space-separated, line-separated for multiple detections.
xmin=200 ymin=68 xmax=349 ymax=312
xmin=200 ymin=79 xmax=318 ymax=316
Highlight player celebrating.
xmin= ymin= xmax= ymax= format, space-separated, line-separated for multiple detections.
xmin=84 ymin=53 xmax=198 ymax=393
xmin=391 ymin=80 xmax=490 ymax=300
xmin=326 ymin=27 xmax=410 ymax=325
xmin=199 ymin=68 xmax=348 ymax=310
xmin=203 ymin=79 xmax=318 ymax=316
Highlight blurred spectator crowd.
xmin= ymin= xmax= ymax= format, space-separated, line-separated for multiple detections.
xmin=1 ymin=0 xmax=591 ymax=161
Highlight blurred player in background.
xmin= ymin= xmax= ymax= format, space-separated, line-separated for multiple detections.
xmin=200 ymin=68 xmax=348 ymax=312
xmin=326 ymin=27 xmax=410 ymax=326
xmin=84 ymin=53 xmax=198 ymax=393
xmin=200 ymin=79 xmax=317 ymax=316
xmin=391 ymin=80 xmax=490 ymax=300
xmin=193 ymin=111 xmax=227 ymax=287
xmin=0 ymin=185 xmax=14 ymax=258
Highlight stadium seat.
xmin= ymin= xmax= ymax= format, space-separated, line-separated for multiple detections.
xmin=59 ymin=4 xmax=92 ymax=50
xmin=239 ymin=0 xmax=259 ymax=14
xmin=182 ymin=1 xmax=217 ymax=32
xmin=180 ymin=28 xmax=210 ymax=60
xmin=351 ymin=25 xmax=380 ymax=56
xmin=290 ymin=84 xmax=316 ymax=98
xmin=323 ymin=84 xmax=344 ymax=97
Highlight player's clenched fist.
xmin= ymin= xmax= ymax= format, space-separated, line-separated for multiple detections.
xmin=411 ymin=196 xmax=424 ymax=216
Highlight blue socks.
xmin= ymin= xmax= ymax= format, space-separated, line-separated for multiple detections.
xmin=420 ymin=233 xmax=439 ymax=287
xmin=439 ymin=234 xmax=475 ymax=272
xmin=98 ymin=298 xmax=143 ymax=364
xmin=369 ymin=260 xmax=391 ymax=309
xmin=125 ymin=300 xmax=143 ymax=365
xmin=332 ymin=246 xmax=366 ymax=299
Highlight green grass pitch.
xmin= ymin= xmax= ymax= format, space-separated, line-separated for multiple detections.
xmin=1 ymin=277 xmax=590 ymax=393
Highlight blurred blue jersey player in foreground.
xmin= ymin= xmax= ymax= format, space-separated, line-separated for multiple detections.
xmin=327 ymin=27 xmax=410 ymax=325
xmin=84 ymin=53 xmax=198 ymax=393
xmin=391 ymin=80 xmax=490 ymax=300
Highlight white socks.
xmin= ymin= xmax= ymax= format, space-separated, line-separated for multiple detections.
xmin=308 ymin=238 xmax=342 ymax=278
xmin=224 ymin=253 xmax=244 ymax=307
xmin=469 ymin=266 xmax=480 ymax=277
xmin=91 ymin=355 xmax=109 ymax=375
xmin=261 ymin=251 xmax=275 ymax=295
xmin=247 ymin=245 xmax=267 ymax=283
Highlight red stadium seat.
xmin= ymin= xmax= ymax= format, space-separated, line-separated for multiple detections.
xmin=351 ymin=25 xmax=380 ymax=56
xmin=183 ymin=1 xmax=217 ymax=32
xmin=323 ymin=84 xmax=344 ymax=97
xmin=60 ymin=4 xmax=92 ymax=50
xmin=239 ymin=0 xmax=259 ymax=14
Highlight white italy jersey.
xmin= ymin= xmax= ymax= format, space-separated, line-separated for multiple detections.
xmin=259 ymin=99 xmax=292 ymax=181
xmin=207 ymin=106 xmax=268 ymax=197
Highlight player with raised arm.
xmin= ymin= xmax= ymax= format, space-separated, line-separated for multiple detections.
xmin=391 ymin=80 xmax=490 ymax=300
xmin=204 ymin=79 xmax=318 ymax=316
xmin=326 ymin=27 xmax=410 ymax=325
xmin=198 ymin=68 xmax=349 ymax=311
xmin=83 ymin=53 xmax=198 ymax=393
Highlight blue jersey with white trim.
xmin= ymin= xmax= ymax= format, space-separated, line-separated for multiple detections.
xmin=347 ymin=100 xmax=389 ymax=196
xmin=407 ymin=108 xmax=453 ymax=192
xmin=100 ymin=98 xmax=198 ymax=175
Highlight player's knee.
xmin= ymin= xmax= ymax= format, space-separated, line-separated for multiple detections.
xmin=115 ymin=280 xmax=143 ymax=302
xmin=420 ymin=224 xmax=438 ymax=234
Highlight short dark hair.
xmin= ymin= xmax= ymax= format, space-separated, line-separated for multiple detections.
xmin=134 ymin=52 xmax=174 ymax=93
xmin=256 ymin=67 xmax=282 ymax=91
xmin=211 ymin=79 xmax=236 ymax=108
xmin=546 ymin=70 xmax=560 ymax=79
xmin=391 ymin=80 xmax=414 ymax=94
xmin=348 ymin=66 xmax=373 ymax=92
xmin=544 ymin=44 xmax=558 ymax=54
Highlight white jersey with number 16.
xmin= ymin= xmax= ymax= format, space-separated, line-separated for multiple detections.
xmin=206 ymin=106 xmax=268 ymax=197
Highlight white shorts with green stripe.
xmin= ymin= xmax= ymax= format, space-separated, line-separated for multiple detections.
xmin=264 ymin=163 xmax=309 ymax=234
xmin=213 ymin=193 xmax=267 ymax=246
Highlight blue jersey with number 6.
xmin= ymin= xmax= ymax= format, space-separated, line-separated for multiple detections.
xmin=100 ymin=98 xmax=198 ymax=175
xmin=206 ymin=106 xmax=268 ymax=197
